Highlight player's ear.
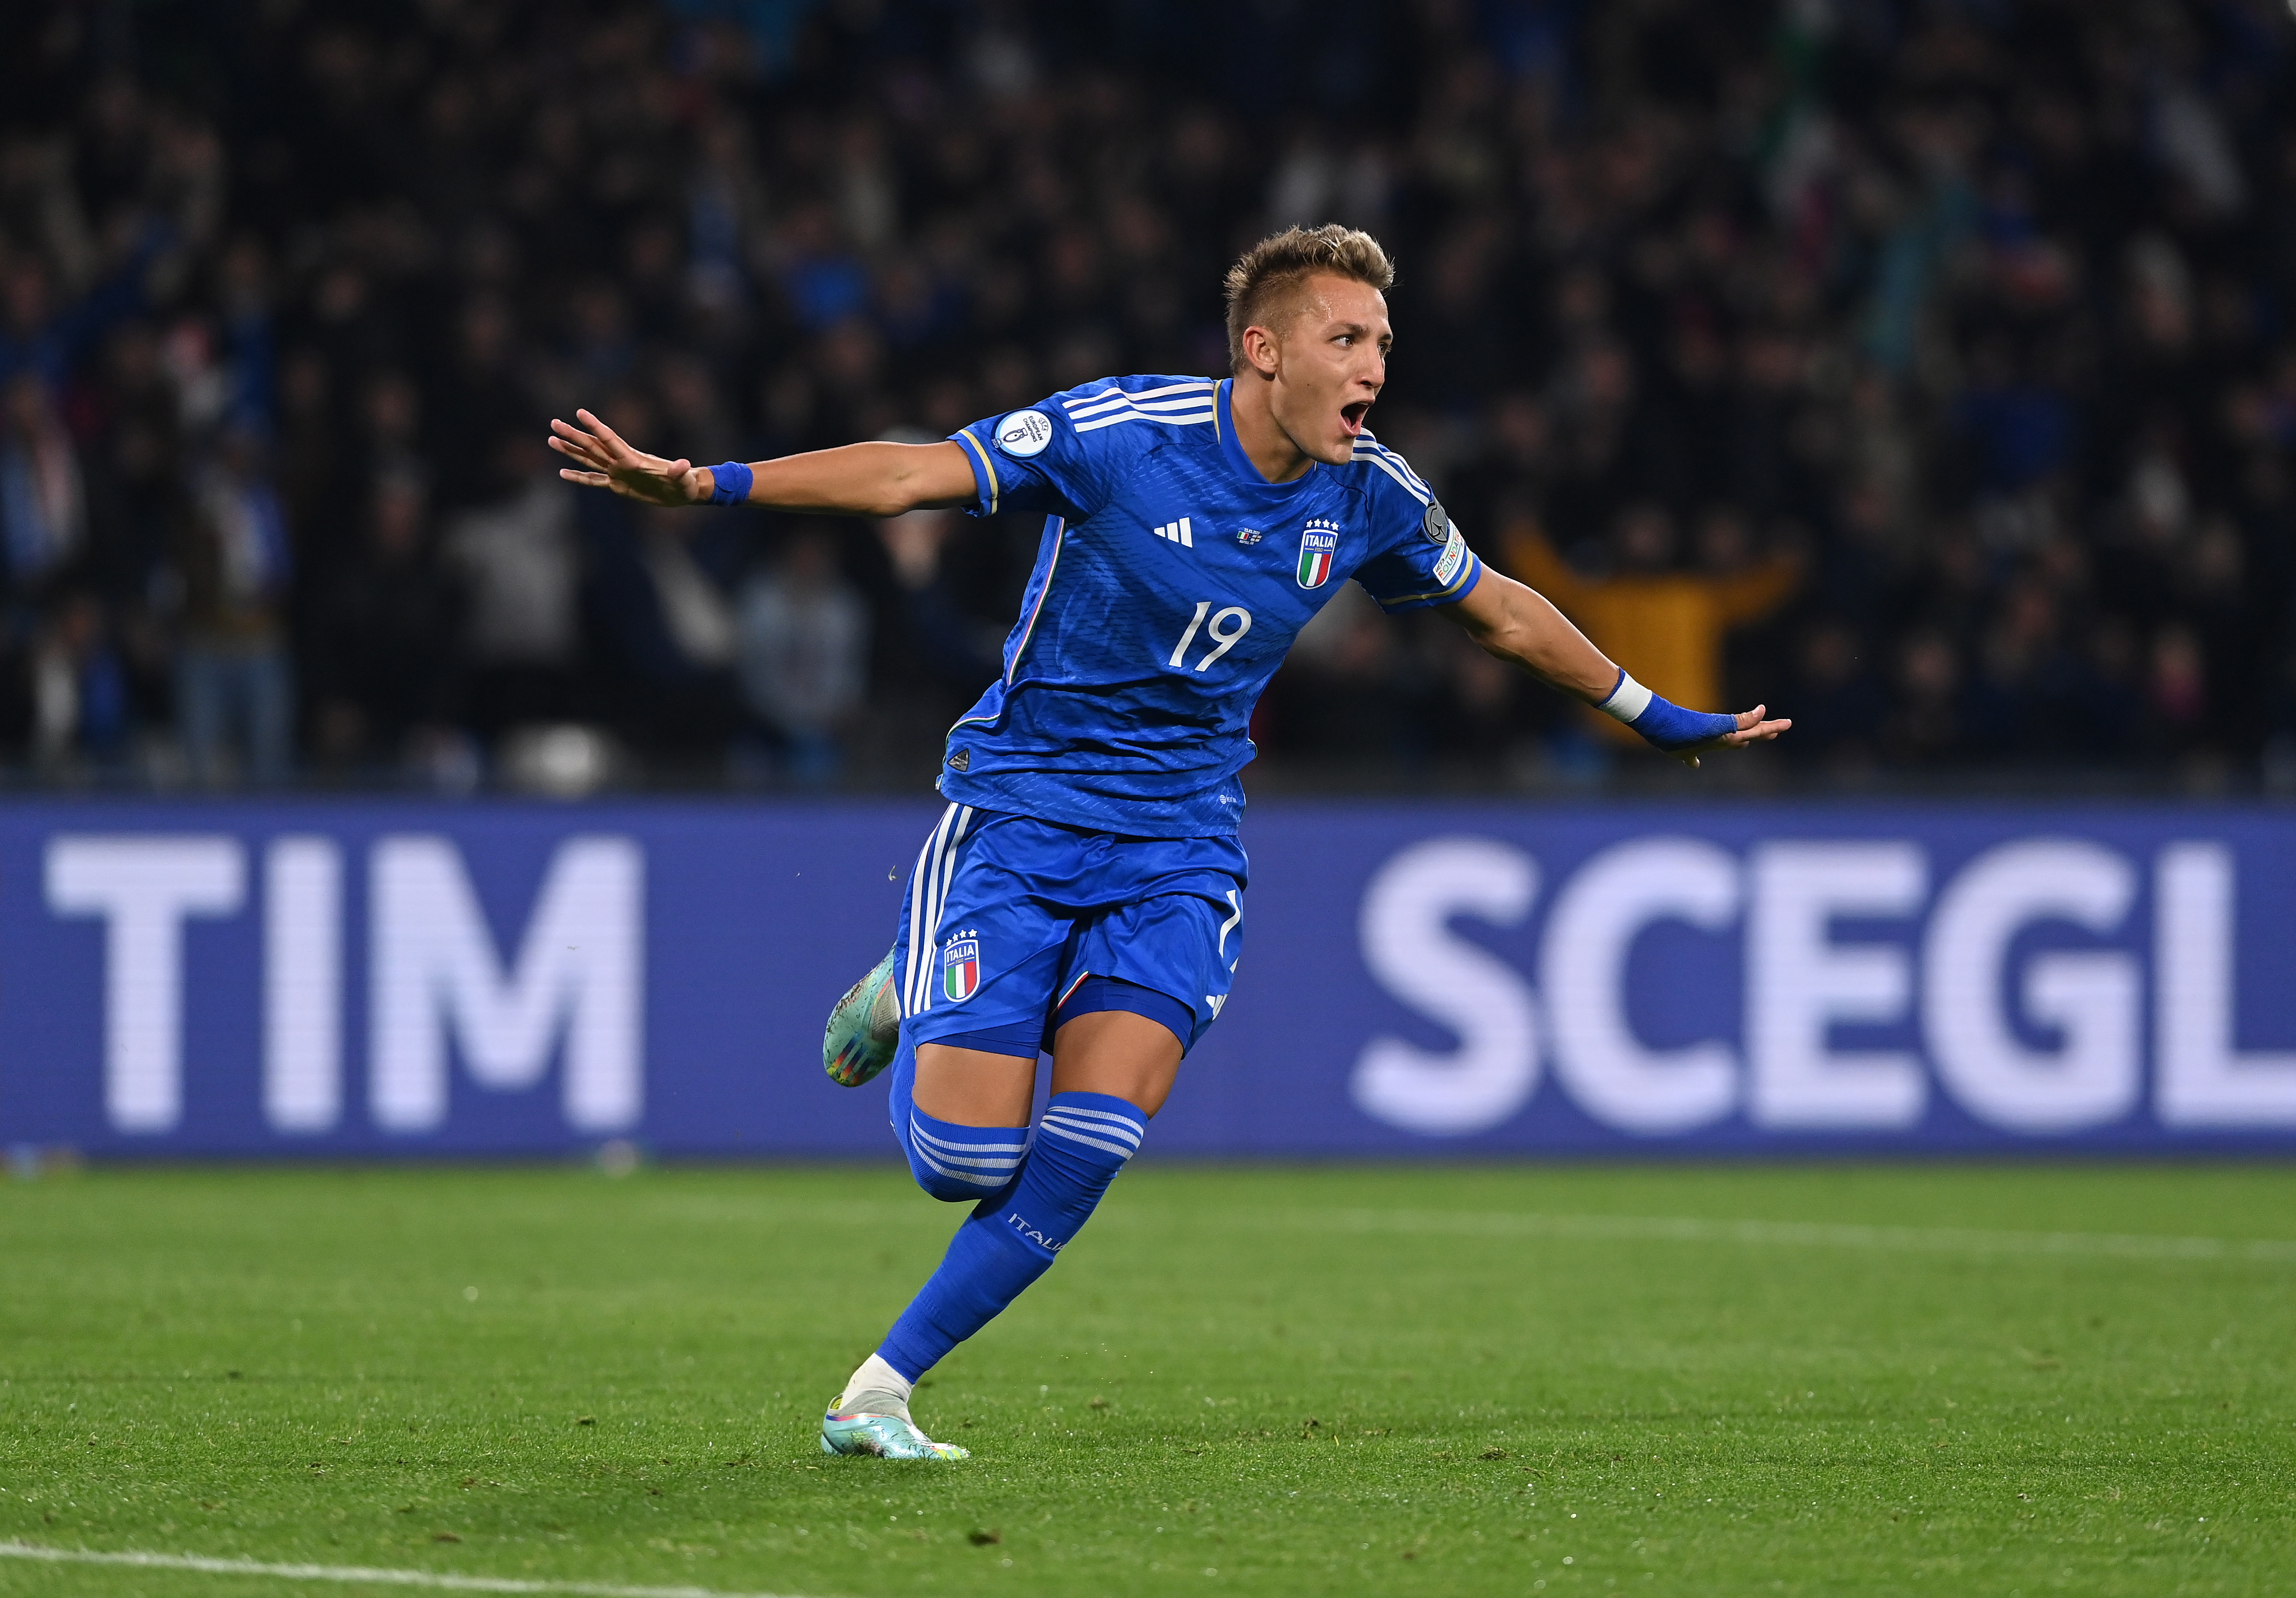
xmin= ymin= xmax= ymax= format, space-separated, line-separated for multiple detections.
xmin=1239 ymin=323 xmax=1282 ymax=380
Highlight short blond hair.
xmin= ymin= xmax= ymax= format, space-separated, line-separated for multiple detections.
xmin=1223 ymin=225 xmax=1396 ymax=372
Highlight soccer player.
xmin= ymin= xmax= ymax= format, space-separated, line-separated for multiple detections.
xmin=550 ymin=225 xmax=1788 ymax=1461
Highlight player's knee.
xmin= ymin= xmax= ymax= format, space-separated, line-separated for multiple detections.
xmin=902 ymin=1106 xmax=1030 ymax=1203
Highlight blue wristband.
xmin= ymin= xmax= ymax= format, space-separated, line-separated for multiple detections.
xmin=708 ymin=461 xmax=753 ymax=505
xmin=1630 ymin=693 xmax=1738 ymax=752
xmin=1593 ymin=668 xmax=1736 ymax=751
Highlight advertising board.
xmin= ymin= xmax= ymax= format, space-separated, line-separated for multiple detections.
xmin=4 ymin=799 xmax=2294 ymax=1157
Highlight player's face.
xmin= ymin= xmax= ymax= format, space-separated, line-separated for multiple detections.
xmin=1269 ymin=274 xmax=1391 ymax=466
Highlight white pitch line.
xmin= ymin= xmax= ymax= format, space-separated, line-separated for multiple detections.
xmin=0 ymin=1542 xmax=825 ymax=1598
xmin=1251 ymin=1208 xmax=2296 ymax=1265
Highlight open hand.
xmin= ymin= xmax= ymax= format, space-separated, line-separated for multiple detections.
xmin=1675 ymin=705 xmax=1792 ymax=768
xmin=548 ymin=409 xmax=705 ymax=506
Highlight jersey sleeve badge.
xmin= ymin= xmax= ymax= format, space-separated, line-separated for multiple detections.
xmin=1432 ymin=523 xmax=1469 ymax=587
xmin=995 ymin=411 xmax=1054 ymax=457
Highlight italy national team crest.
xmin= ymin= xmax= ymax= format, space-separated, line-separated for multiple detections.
xmin=1295 ymin=520 xmax=1340 ymax=589
xmin=941 ymin=934 xmax=982 ymax=1002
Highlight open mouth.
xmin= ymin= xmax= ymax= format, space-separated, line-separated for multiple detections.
xmin=1340 ymin=400 xmax=1372 ymax=436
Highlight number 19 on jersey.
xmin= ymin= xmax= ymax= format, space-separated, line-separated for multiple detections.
xmin=1167 ymin=601 xmax=1253 ymax=673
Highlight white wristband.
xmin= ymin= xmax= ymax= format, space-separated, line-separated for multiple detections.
xmin=1595 ymin=669 xmax=1653 ymax=725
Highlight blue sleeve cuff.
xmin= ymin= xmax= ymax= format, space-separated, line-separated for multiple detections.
xmin=950 ymin=429 xmax=1000 ymax=518
xmin=1373 ymin=550 xmax=1484 ymax=612
xmin=1443 ymin=554 xmax=1485 ymax=607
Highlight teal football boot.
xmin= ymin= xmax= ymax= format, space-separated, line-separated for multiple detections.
xmin=823 ymin=946 xmax=900 ymax=1087
xmin=820 ymin=1407 xmax=971 ymax=1461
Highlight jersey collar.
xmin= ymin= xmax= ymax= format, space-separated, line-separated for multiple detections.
xmin=1215 ymin=378 xmax=1317 ymax=498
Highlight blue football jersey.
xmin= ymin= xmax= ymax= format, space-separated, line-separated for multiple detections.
xmin=938 ymin=375 xmax=1483 ymax=838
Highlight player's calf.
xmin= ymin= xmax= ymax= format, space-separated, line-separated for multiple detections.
xmin=818 ymin=1091 xmax=1151 ymax=1467
xmin=825 ymin=1091 xmax=1145 ymax=1457
xmin=877 ymin=1090 xmax=1148 ymax=1381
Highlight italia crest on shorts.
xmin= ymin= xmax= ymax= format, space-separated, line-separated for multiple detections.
xmin=1295 ymin=521 xmax=1340 ymax=588
xmin=942 ymin=934 xmax=982 ymax=1002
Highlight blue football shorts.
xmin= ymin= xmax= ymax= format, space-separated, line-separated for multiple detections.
xmin=890 ymin=802 xmax=1247 ymax=1057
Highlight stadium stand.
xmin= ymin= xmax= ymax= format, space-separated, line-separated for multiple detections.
xmin=0 ymin=0 xmax=2292 ymax=793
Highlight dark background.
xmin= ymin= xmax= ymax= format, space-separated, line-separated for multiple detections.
xmin=5 ymin=0 xmax=2296 ymax=797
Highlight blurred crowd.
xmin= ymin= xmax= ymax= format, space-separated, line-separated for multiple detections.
xmin=5 ymin=0 xmax=2296 ymax=793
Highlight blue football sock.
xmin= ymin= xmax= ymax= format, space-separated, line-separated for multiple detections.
xmin=886 ymin=1036 xmax=1031 ymax=1202
xmin=878 ymin=1090 xmax=1147 ymax=1382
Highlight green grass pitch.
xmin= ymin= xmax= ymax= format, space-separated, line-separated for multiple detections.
xmin=2 ymin=1162 xmax=2292 ymax=1597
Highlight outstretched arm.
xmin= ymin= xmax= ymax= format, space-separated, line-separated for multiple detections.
xmin=1439 ymin=567 xmax=1790 ymax=767
xmin=547 ymin=409 xmax=978 ymax=518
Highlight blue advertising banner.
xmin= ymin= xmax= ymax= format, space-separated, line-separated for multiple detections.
xmin=3 ymin=799 xmax=2295 ymax=1158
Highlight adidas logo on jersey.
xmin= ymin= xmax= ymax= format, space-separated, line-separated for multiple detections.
xmin=1152 ymin=517 xmax=1194 ymax=547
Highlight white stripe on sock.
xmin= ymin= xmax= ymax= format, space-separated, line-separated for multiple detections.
xmin=907 ymin=1120 xmax=1029 ymax=1159
xmin=1041 ymin=1108 xmax=1143 ymax=1147
xmin=1037 ymin=1121 xmax=1140 ymax=1160
xmin=909 ymin=1148 xmax=1011 ymax=1187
